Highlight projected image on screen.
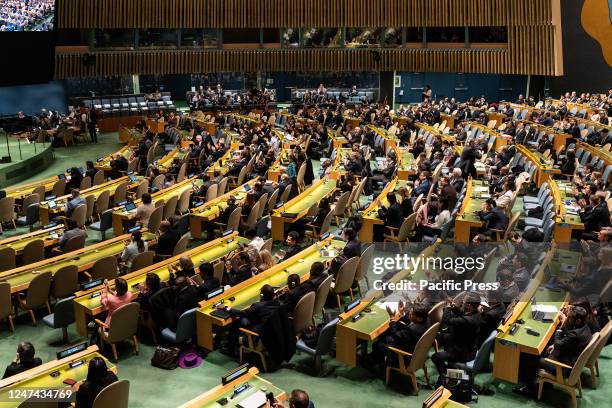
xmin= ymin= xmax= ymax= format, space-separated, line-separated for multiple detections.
xmin=0 ymin=0 xmax=54 ymax=32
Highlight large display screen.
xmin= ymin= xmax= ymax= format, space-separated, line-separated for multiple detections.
xmin=0 ymin=0 xmax=55 ymax=32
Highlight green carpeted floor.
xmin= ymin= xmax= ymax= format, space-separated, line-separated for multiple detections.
xmin=1 ymin=135 xmax=611 ymax=407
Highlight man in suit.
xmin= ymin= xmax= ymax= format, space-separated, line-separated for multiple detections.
xmin=449 ymin=168 xmax=465 ymax=192
xmin=222 ymin=284 xmax=281 ymax=336
xmin=478 ymin=290 xmax=506 ymax=346
xmin=374 ymin=192 xmax=404 ymax=242
xmin=516 ymin=305 xmax=593 ymax=396
xmin=57 ymin=219 xmax=87 ymax=251
xmin=369 ymin=303 xmax=430 ymax=374
xmin=579 ymin=193 xmax=611 ymax=240
xmin=411 ymin=171 xmax=432 ymax=206
xmin=155 ymin=220 xmax=181 ymax=261
xmin=437 ymin=176 xmax=457 ymax=209
xmin=2 ymin=342 xmax=43 ymax=379
xmin=166 ymin=276 xmax=199 ymax=330
xmin=64 ymin=189 xmax=86 ymax=218
xmin=205 ymin=196 xmax=238 ymax=238
xmin=456 ymin=140 xmax=482 ymax=179
xmin=432 ymin=292 xmax=482 ymax=375
xmin=476 ymin=198 xmax=509 ymax=238
xmin=276 ymin=231 xmax=302 ymax=261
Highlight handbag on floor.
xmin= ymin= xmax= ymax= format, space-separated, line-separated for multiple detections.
xmin=151 ymin=346 xmax=181 ymax=370
xmin=435 ymin=374 xmax=478 ymax=403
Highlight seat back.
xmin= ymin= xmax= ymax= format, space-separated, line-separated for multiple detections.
xmin=52 ymin=265 xmax=79 ymax=299
xmin=267 ymin=188 xmax=279 ymax=213
xmin=51 ymin=296 xmax=76 ymax=328
xmin=408 ymin=322 xmax=440 ymax=372
xmin=356 ymin=244 xmax=374 ymax=285
xmin=176 ymin=163 xmax=187 ymax=183
xmin=85 ymin=194 xmax=96 ymax=220
xmin=107 ymin=303 xmax=140 ymax=343
xmin=93 ymin=170 xmax=105 ymax=186
xmin=130 ymin=251 xmax=155 ymax=271
xmin=33 ymin=185 xmax=46 ymax=201
xmin=0 ymin=282 xmax=12 ymax=320
xmin=113 ymin=182 xmax=129 ymax=205
xmin=257 ymin=193 xmax=269 ymax=219
xmin=20 ymin=194 xmax=39 ymax=216
xmin=236 ymin=167 xmax=247 ymax=185
xmin=333 ymin=257 xmax=359 ymax=294
xmin=587 ymin=321 xmax=612 ymax=367
xmin=397 ymin=213 xmax=417 ymax=241
xmin=95 ymin=190 xmax=110 ymax=215
xmin=428 ymin=301 xmax=445 ymax=325
xmin=217 ymin=177 xmax=229 ymax=197
xmin=244 ymin=202 xmax=261 ymax=230
xmin=318 ymin=210 xmax=334 ymax=236
xmin=22 ymin=239 xmax=44 ymax=265
xmin=173 ymin=233 xmax=190 ymax=256
xmin=71 ymin=204 xmax=87 ymax=228
xmin=0 ymin=197 xmax=15 ymax=223
xmin=567 ymin=333 xmax=601 ymax=386
xmin=162 ymin=195 xmax=179 ymax=220
xmin=97 ymin=209 xmax=113 ymax=232
xmin=226 ymin=207 xmax=243 ymax=232
xmin=135 ymin=180 xmax=149 ymax=200
xmin=471 ymin=330 xmax=497 ymax=373
xmin=279 ymin=184 xmax=292 ymax=203
xmin=152 ymin=174 xmax=165 ymax=190
xmin=173 ymin=307 xmax=198 ymax=343
xmin=176 ymin=189 xmax=191 ymax=214
xmin=313 ymin=275 xmax=333 ymax=316
xmin=92 ymin=255 xmax=119 ymax=280
xmin=80 ymin=177 xmax=92 ymax=191
xmin=205 ymin=184 xmax=218 ymax=203
xmin=213 ymin=261 xmax=225 ymax=282
xmin=315 ymin=317 xmax=339 ymax=355
xmin=25 ymin=271 xmax=52 ymax=309
xmin=63 ymin=234 xmax=87 ymax=253
xmin=92 ymin=379 xmax=130 ymax=408
xmin=52 ymin=179 xmax=66 ymax=197
xmin=147 ymin=206 xmax=164 ymax=233
xmin=296 ymin=163 xmax=307 ymax=189
xmin=293 ymin=292 xmax=315 ymax=335
xmin=332 ymin=191 xmax=351 ymax=217
xmin=0 ymin=247 xmax=16 ymax=272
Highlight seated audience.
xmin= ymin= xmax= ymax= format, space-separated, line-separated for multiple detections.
xmin=2 ymin=342 xmax=42 ymax=379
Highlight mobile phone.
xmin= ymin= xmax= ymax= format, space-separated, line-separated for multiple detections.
xmin=266 ymin=392 xmax=275 ymax=405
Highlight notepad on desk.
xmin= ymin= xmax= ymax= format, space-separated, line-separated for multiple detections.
xmin=236 ymin=391 xmax=267 ymax=408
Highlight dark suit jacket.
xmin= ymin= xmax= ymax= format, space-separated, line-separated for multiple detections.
xmin=479 ymin=303 xmax=506 ymax=345
xmin=580 ymin=202 xmax=611 ymax=232
xmin=442 ymin=307 xmax=481 ymax=360
xmin=552 ymin=324 xmax=592 ymax=366
xmin=388 ymin=320 xmax=429 ymax=353
xmin=379 ymin=202 xmax=404 ymax=229
xmin=342 ymin=239 xmax=362 ymax=259
xmin=156 ymin=228 xmax=181 ymax=256
xmin=282 ymin=244 xmax=303 ymax=261
xmin=230 ymin=299 xmax=281 ymax=333
xmin=171 ymin=286 xmax=199 ymax=329
xmin=477 ymin=207 xmax=509 ymax=231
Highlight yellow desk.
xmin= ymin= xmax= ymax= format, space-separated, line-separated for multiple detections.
xmin=493 ymin=247 xmax=576 ymax=383
xmin=194 ymin=119 xmax=218 ymax=136
xmin=328 ymin=128 xmax=348 ymax=149
xmin=423 ymin=387 xmax=469 ymax=408
xmin=367 ymin=124 xmax=398 ymax=152
xmin=0 ymin=232 xmax=156 ymax=294
xmin=345 ymin=116 xmax=361 ymax=130
xmin=0 ymin=224 xmax=64 ymax=255
xmin=271 ymin=178 xmax=337 ymax=241
xmin=396 ymin=147 xmax=417 ymax=180
xmin=118 ymin=126 xmax=142 ymax=145
xmin=0 ymin=345 xmax=114 ymax=408
xmin=39 ymin=176 xmax=141 ymax=224
xmin=178 ymin=367 xmax=286 ymax=408
xmin=550 ymin=178 xmax=584 ymax=243
xmin=189 ymin=178 xmax=259 ymax=239
xmin=453 ymin=178 xmax=487 ymax=244
xmin=516 ymin=145 xmax=561 ymax=187
xmin=336 ymin=243 xmax=440 ymax=367
xmin=112 ymin=177 xmax=199 ymax=235
xmin=267 ymin=149 xmax=290 ymax=183
xmin=4 ymin=175 xmax=62 ymax=201
xmin=440 ymin=113 xmax=457 ymax=129
xmin=94 ymin=145 xmax=132 ymax=171
xmin=205 ymin=145 xmax=240 ymax=179
xmin=155 ymin=146 xmax=190 ymax=174
xmin=359 ymin=178 xmax=409 ymax=242
xmin=146 ymin=118 xmax=166 ymax=134
xmin=73 ymin=232 xmax=246 ymax=336
xmin=196 ymin=237 xmax=343 ymax=350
